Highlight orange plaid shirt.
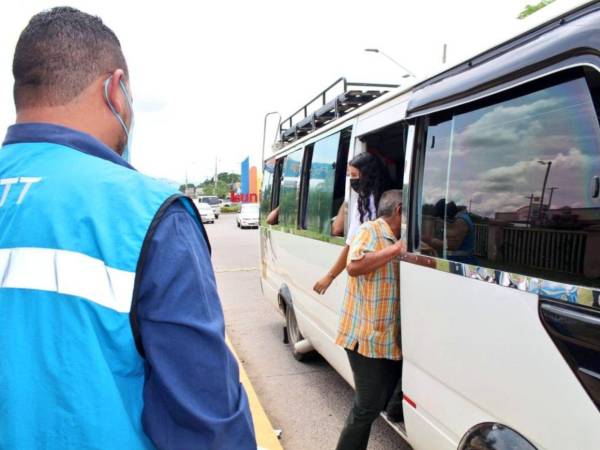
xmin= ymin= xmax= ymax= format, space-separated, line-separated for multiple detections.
xmin=335 ymin=218 xmax=401 ymax=360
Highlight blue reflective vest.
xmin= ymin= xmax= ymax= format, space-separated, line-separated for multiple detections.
xmin=0 ymin=140 xmax=192 ymax=449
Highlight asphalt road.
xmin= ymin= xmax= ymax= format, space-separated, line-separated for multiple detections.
xmin=205 ymin=213 xmax=411 ymax=450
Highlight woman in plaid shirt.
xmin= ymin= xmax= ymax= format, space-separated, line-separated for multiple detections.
xmin=334 ymin=189 xmax=406 ymax=450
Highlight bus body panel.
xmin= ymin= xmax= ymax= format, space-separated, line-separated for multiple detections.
xmin=262 ymin=227 xmax=354 ymax=383
xmin=401 ymin=262 xmax=600 ymax=450
xmin=402 ymin=389 xmax=458 ymax=450
xmin=260 ymin=228 xmax=285 ymax=314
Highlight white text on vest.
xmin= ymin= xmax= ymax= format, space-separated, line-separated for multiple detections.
xmin=0 ymin=177 xmax=42 ymax=207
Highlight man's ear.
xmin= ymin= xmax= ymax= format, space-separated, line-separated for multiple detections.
xmin=106 ymin=69 xmax=127 ymax=115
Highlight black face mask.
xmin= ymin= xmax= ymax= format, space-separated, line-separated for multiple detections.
xmin=350 ymin=178 xmax=360 ymax=192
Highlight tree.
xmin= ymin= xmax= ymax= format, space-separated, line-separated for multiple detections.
xmin=518 ymin=0 xmax=555 ymax=19
xmin=217 ymin=172 xmax=241 ymax=184
xmin=178 ymin=183 xmax=195 ymax=193
xmin=196 ymin=172 xmax=240 ymax=198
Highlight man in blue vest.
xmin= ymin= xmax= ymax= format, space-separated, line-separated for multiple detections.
xmin=0 ymin=7 xmax=256 ymax=450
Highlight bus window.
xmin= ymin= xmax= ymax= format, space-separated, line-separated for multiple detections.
xmin=260 ymin=158 xmax=276 ymax=223
xmin=333 ymin=128 xmax=351 ymax=220
xmin=300 ymin=128 xmax=351 ymax=237
xmin=304 ymin=133 xmax=340 ymax=235
xmin=361 ymin=122 xmax=407 ymax=190
xmin=416 ymin=68 xmax=600 ymax=287
xmin=279 ymin=148 xmax=304 ymax=228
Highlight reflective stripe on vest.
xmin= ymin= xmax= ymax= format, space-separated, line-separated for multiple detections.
xmin=0 ymin=247 xmax=134 ymax=312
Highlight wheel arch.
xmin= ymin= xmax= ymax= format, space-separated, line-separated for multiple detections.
xmin=278 ymin=284 xmax=292 ymax=314
xmin=458 ymin=422 xmax=537 ymax=450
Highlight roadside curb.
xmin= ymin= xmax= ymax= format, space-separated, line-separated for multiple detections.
xmin=227 ymin=336 xmax=284 ymax=450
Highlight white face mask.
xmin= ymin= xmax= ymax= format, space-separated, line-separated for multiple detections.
xmin=103 ymin=76 xmax=134 ymax=163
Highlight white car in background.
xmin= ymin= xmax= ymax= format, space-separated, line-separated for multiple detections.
xmin=197 ymin=196 xmax=221 ymax=219
xmin=236 ymin=203 xmax=259 ymax=229
xmin=196 ymin=202 xmax=215 ymax=224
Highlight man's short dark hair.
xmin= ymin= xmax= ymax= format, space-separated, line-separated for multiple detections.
xmin=13 ymin=7 xmax=128 ymax=109
xmin=377 ymin=189 xmax=403 ymax=218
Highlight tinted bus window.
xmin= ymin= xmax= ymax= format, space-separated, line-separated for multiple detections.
xmin=279 ymin=148 xmax=304 ymax=228
xmin=417 ymin=71 xmax=600 ymax=287
xmin=260 ymin=158 xmax=275 ymax=220
xmin=305 ymin=132 xmax=341 ymax=235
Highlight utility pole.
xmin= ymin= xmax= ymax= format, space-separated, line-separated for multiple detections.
xmin=547 ymin=186 xmax=559 ymax=212
xmin=214 ymin=157 xmax=218 ymax=196
xmin=442 ymin=43 xmax=447 ymax=64
xmin=525 ymin=194 xmax=534 ymax=227
xmin=537 ymin=160 xmax=552 ymax=222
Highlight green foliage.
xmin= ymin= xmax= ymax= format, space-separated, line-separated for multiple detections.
xmin=196 ymin=172 xmax=240 ymax=198
xmin=221 ymin=204 xmax=241 ymax=213
xmin=179 ymin=183 xmax=196 ymax=193
xmin=198 ymin=180 xmax=230 ymax=198
xmin=518 ymin=0 xmax=555 ymax=19
xmin=217 ymin=172 xmax=241 ymax=184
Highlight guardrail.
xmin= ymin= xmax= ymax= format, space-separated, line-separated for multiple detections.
xmin=473 ymin=224 xmax=587 ymax=275
xmin=503 ymin=227 xmax=586 ymax=275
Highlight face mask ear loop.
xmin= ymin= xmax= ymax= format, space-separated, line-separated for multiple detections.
xmin=103 ymin=76 xmax=129 ymax=139
xmin=119 ymin=79 xmax=133 ymax=108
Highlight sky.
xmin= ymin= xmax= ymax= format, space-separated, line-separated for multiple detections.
xmin=0 ymin=0 xmax=588 ymax=185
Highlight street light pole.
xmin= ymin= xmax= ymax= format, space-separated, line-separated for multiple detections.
xmin=364 ymin=48 xmax=416 ymax=78
xmin=537 ymin=160 xmax=552 ymax=222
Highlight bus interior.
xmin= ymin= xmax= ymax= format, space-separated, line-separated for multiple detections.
xmin=360 ymin=121 xmax=407 ymax=193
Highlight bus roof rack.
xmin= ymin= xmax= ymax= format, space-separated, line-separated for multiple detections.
xmin=278 ymin=77 xmax=398 ymax=146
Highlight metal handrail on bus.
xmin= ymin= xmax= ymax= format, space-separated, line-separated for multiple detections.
xmin=278 ymin=77 xmax=399 ymax=145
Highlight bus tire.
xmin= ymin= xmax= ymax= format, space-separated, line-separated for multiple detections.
xmin=285 ymin=305 xmax=310 ymax=362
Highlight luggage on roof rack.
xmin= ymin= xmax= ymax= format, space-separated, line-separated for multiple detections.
xmin=278 ymin=77 xmax=398 ymax=146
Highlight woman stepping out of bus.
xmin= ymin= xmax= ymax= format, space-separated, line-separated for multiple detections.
xmin=312 ymin=152 xmax=389 ymax=294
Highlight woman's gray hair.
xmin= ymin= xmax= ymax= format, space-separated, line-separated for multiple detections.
xmin=377 ymin=189 xmax=403 ymax=218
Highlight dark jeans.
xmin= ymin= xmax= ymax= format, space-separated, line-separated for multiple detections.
xmin=335 ymin=348 xmax=402 ymax=450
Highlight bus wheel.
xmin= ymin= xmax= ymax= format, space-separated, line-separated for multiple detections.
xmin=285 ymin=305 xmax=310 ymax=361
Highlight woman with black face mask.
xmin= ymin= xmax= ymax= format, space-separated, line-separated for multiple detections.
xmin=313 ymin=152 xmax=389 ymax=294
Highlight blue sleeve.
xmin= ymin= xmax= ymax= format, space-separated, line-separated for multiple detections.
xmin=136 ymin=201 xmax=256 ymax=450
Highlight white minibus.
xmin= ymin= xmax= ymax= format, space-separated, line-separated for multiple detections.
xmin=260 ymin=3 xmax=600 ymax=448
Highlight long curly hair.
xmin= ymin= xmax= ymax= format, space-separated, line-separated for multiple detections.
xmin=348 ymin=152 xmax=389 ymax=223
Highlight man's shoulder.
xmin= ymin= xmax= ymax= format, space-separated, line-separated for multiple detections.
xmin=356 ymin=219 xmax=378 ymax=233
xmin=352 ymin=220 xmax=378 ymax=242
xmin=357 ymin=218 xmax=389 ymax=237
